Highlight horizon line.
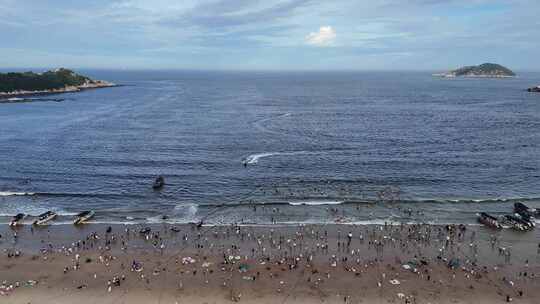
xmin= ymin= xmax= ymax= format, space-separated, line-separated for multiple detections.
xmin=2 ymin=67 xmax=540 ymax=73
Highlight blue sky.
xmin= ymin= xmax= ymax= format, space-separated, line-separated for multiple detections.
xmin=1 ymin=0 xmax=539 ymax=71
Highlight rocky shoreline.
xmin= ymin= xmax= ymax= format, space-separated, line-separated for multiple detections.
xmin=0 ymin=80 xmax=116 ymax=100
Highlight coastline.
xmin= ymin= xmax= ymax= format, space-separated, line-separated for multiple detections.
xmin=0 ymin=81 xmax=117 ymax=100
xmin=1 ymin=223 xmax=538 ymax=303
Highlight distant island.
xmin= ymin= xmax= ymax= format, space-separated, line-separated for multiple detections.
xmin=433 ymin=63 xmax=516 ymax=78
xmin=0 ymin=68 xmax=116 ymax=99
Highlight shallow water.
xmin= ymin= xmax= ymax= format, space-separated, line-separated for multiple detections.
xmin=1 ymin=70 xmax=540 ymax=224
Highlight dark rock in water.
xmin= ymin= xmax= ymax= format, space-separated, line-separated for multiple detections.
xmin=527 ymin=86 xmax=540 ymax=92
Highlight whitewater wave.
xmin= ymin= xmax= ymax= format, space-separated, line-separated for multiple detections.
xmin=0 ymin=191 xmax=145 ymax=199
xmin=289 ymin=200 xmax=344 ymax=206
xmin=0 ymin=209 xmax=78 ymax=217
xmin=404 ymin=197 xmax=540 ymax=205
xmin=171 ymin=203 xmax=199 ymax=222
xmin=0 ymin=191 xmax=35 ymax=196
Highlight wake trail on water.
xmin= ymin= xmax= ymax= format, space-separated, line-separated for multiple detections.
xmin=252 ymin=112 xmax=292 ymax=135
xmin=243 ymin=150 xmax=322 ymax=164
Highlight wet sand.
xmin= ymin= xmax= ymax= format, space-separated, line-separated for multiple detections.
xmin=1 ymin=223 xmax=539 ymax=303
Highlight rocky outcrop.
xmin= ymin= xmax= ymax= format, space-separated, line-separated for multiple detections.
xmin=434 ymin=63 xmax=516 ymax=78
xmin=527 ymin=86 xmax=540 ymax=92
xmin=0 ymin=68 xmax=116 ymax=99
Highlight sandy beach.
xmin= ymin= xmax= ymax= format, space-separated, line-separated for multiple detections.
xmin=1 ymin=223 xmax=538 ymax=303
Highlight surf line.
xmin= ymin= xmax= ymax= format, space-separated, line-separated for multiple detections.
xmin=0 ymin=191 xmax=36 ymax=196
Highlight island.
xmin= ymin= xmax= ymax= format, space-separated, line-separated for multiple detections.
xmin=527 ymin=85 xmax=540 ymax=92
xmin=0 ymin=68 xmax=116 ymax=100
xmin=433 ymin=63 xmax=516 ymax=78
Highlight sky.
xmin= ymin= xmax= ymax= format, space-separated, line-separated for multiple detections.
xmin=1 ymin=0 xmax=539 ymax=71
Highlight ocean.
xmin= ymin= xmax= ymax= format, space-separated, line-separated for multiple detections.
xmin=1 ymin=70 xmax=540 ymax=225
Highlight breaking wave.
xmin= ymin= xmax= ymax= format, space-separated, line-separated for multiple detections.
xmin=171 ymin=203 xmax=199 ymax=222
xmin=0 ymin=191 xmax=144 ymax=199
xmin=288 ymin=200 xmax=344 ymax=206
xmin=0 ymin=191 xmax=36 ymax=196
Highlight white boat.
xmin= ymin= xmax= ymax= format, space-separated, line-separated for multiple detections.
xmin=33 ymin=211 xmax=57 ymax=225
xmin=74 ymin=210 xmax=95 ymax=225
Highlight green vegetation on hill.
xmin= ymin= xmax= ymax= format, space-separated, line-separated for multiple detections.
xmin=0 ymin=68 xmax=92 ymax=93
xmin=448 ymin=63 xmax=516 ymax=77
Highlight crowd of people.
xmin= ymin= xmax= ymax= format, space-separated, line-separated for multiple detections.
xmin=1 ymin=220 xmax=538 ymax=303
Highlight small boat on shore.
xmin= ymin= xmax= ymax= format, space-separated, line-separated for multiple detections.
xmin=477 ymin=212 xmax=502 ymax=229
xmin=514 ymin=202 xmax=539 ymax=217
xmin=152 ymin=176 xmax=165 ymax=190
xmin=515 ymin=212 xmax=535 ymax=228
xmin=74 ymin=210 xmax=95 ymax=225
xmin=33 ymin=211 xmax=57 ymax=226
xmin=9 ymin=213 xmax=26 ymax=226
xmin=502 ymin=215 xmax=530 ymax=231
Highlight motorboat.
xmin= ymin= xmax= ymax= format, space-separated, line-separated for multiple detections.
xmin=152 ymin=176 xmax=165 ymax=190
xmin=9 ymin=213 xmax=26 ymax=226
xmin=33 ymin=211 xmax=57 ymax=226
xmin=74 ymin=210 xmax=95 ymax=225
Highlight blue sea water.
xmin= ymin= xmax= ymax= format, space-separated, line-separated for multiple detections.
xmin=1 ymin=70 xmax=540 ymax=225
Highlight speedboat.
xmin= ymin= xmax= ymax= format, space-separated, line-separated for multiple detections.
xmin=152 ymin=176 xmax=165 ymax=190
xmin=477 ymin=212 xmax=502 ymax=229
xmin=9 ymin=213 xmax=26 ymax=226
xmin=33 ymin=211 xmax=57 ymax=226
xmin=74 ymin=210 xmax=95 ymax=225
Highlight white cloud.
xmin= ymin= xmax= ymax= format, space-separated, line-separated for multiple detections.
xmin=305 ymin=26 xmax=336 ymax=46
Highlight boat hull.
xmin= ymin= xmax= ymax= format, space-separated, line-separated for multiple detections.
xmin=33 ymin=213 xmax=57 ymax=226
xmin=74 ymin=211 xmax=95 ymax=225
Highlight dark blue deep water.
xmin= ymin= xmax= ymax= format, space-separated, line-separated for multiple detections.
xmin=1 ymin=70 xmax=540 ymax=225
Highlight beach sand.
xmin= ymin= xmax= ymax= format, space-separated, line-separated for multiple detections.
xmin=1 ymin=223 xmax=539 ymax=303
